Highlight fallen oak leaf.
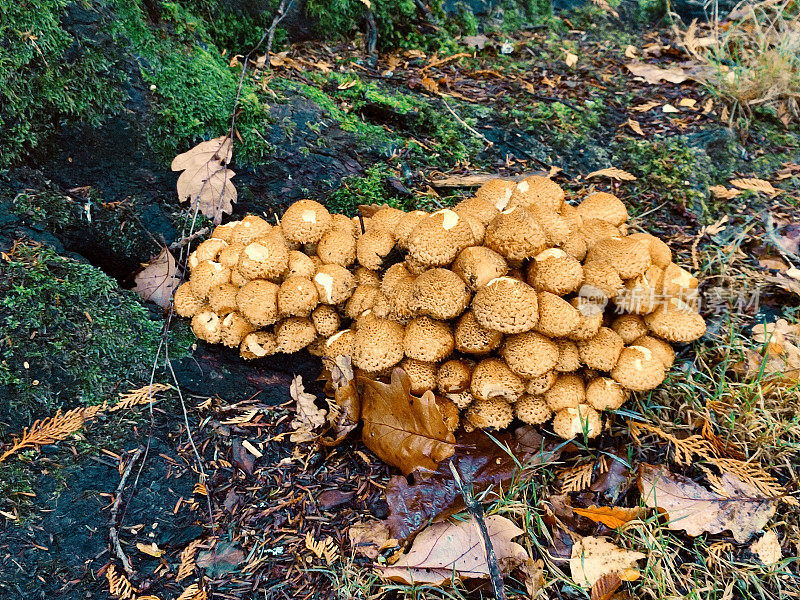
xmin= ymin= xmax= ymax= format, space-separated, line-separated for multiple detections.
xmin=750 ymin=530 xmax=782 ymax=565
xmin=348 ymin=520 xmax=392 ymax=559
xmin=289 ymin=375 xmax=326 ymax=442
xmin=730 ymin=178 xmax=779 ymax=196
xmin=586 ymin=167 xmax=637 ymax=181
xmin=378 ymin=515 xmax=527 ymax=585
xmin=625 ymin=62 xmax=689 ymax=84
xmin=359 ymin=368 xmax=455 ymax=475
xmin=171 ymin=136 xmax=237 ymax=224
xmin=572 ymin=505 xmax=643 ymax=529
xmin=709 ymin=185 xmax=741 ymax=199
xmin=638 ymin=463 xmax=778 ymax=543
xmin=570 ymin=536 xmax=645 ymax=588
xmin=133 ymin=248 xmax=178 ymax=309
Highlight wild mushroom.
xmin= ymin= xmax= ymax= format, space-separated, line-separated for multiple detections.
xmin=325 ymin=329 xmax=356 ymax=358
xmin=344 ymin=284 xmax=380 ymax=319
xmin=632 ymin=334 xmax=675 ymax=368
xmin=406 ymin=209 xmax=473 ymax=266
xmin=437 ymin=359 xmax=474 ymax=394
xmin=577 ymin=327 xmax=625 ymax=371
xmin=408 ymin=268 xmax=470 ymax=320
xmin=275 ymin=317 xmax=317 ymax=353
xmin=454 ymin=196 xmax=500 ymax=226
xmin=501 ymin=331 xmax=560 ymax=379
xmin=229 ymin=215 xmax=272 ymax=245
xmin=611 ymin=314 xmax=649 ymax=345
xmin=465 ymin=397 xmax=514 ymax=430
xmin=586 ymin=236 xmax=652 ymax=280
xmin=527 ymin=249 xmax=584 ymax=296
xmin=484 ymin=207 xmax=548 ymax=263
xmin=194 ymin=238 xmax=229 ymax=263
xmin=368 ymin=206 xmax=405 ymax=235
xmin=317 ymin=229 xmax=357 ymax=267
xmin=352 ymin=316 xmax=405 ymax=372
xmin=356 ymin=227 xmax=395 ymax=270
xmin=454 ymin=310 xmax=503 ymax=355
xmin=628 ymin=232 xmax=672 ymax=268
xmin=535 ymin=291 xmax=581 ymax=337
xmin=579 ymin=218 xmax=620 ymax=249
xmin=311 ymin=304 xmax=341 ymax=337
xmin=354 ymin=266 xmax=381 ymax=287
xmin=474 ymin=178 xmax=516 ymax=210
xmin=313 ymin=264 xmax=356 ymax=305
xmin=611 ymin=345 xmax=667 ymax=391
xmin=239 ymin=330 xmax=278 ymax=359
xmin=218 ymin=243 xmax=245 ymax=269
xmin=280 ymin=199 xmax=333 ymax=244
xmin=174 ymin=282 xmax=205 ymax=317
xmin=576 ymin=192 xmax=628 ymax=227
xmin=508 ymin=175 xmax=565 ymax=213
xmin=452 ymin=246 xmax=509 ymax=292
xmin=644 ymin=300 xmax=706 ymax=342
xmin=581 ymin=260 xmax=623 ymax=299
xmin=526 ymin=370 xmax=557 ymax=395
xmin=237 ymin=237 xmax=289 ymax=280
xmin=585 ymin=377 xmax=627 ymax=411
xmin=470 ymin=358 xmax=525 ymax=402
xmin=403 ymin=316 xmax=454 ymax=362
xmin=514 ymin=394 xmax=552 ymax=425
xmin=236 ymin=279 xmax=280 ymax=327
xmin=552 ymin=405 xmax=602 ymax=439
xmin=278 ymin=276 xmax=319 ymax=317
xmin=471 ymin=276 xmax=539 ymax=334
xmin=554 ymin=339 xmax=582 ymax=372
xmin=221 ymin=312 xmax=255 ymax=348
xmin=544 ymin=373 xmax=585 ymax=411
xmin=400 ymin=358 xmax=438 ymax=394
xmin=436 ymin=397 xmax=461 ymax=432
xmin=191 ymin=309 xmax=223 ymax=344
xmin=568 ymin=297 xmax=604 ymax=341
xmin=208 ymin=283 xmax=239 ymax=315
xmin=190 ymin=261 xmax=232 ymax=300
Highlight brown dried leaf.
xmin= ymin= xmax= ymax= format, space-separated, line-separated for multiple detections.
xmin=133 ymin=248 xmax=178 ymax=309
xmin=586 ymin=167 xmax=637 ymax=181
xmin=136 ymin=542 xmax=165 ymax=557
xmin=348 ymin=520 xmax=391 ymax=559
xmin=709 ymin=185 xmax=741 ymax=199
xmin=730 ymin=178 xmax=779 ymax=196
xmin=171 ymin=136 xmax=237 ymax=224
xmin=359 ymin=368 xmax=456 ymax=476
xmin=289 ymin=375 xmax=326 ymax=443
xmin=564 ymin=49 xmax=578 ymax=68
xmin=625 ymin=62 xmax=689 ymax=84
xmin=626 ymin=118 xmax=644 ymax=135
xmin=751 ymin=530 xmax=782 ymax=565
xmin=591 ymin=572 xmax=623 ymax=600
xmin=631 ymin=100 xmax=660 ymax=112
xmin=379 ymin=515 xmax=527 ymax=585
xmin=572 ymin=505 xmax=643 ymax=529
xmin=520 ymin=558 xmax=545 ymax=598
xmin=570 ymin=536 xmax=645 ymax=587
xmin=638 ymin=463 xmax=778 ymax=543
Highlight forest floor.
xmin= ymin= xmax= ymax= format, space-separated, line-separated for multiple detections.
xmin=1 ymin=4 xmax=799 ymax=600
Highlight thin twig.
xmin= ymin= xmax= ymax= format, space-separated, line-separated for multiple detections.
xmin=266 ymin=0 xmax=297 ymax=66
xmin=110 ymin=447 xmax=144 ymax=576
xmin=448 ymin=462 xmax=507 ymax=600
xmin=168 ymin=227 xmax=211 ymax=251
xmin=441 ymin=98 xmax=494 ymax=147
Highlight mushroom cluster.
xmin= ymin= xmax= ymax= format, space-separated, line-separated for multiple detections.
xmin=173 ymin=178 xmax=706 ymax=440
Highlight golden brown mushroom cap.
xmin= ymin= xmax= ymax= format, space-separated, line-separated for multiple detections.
xmin=554 ymin=339 xmax=581 ymax=372
xmin=586 ymin=236 xmax=652 ymax=280
xmin=454 ymin=310 xmax=503 ymax=355
xmin=353 ymin=317 xmax=405 ymax=371
xmin=331 ymin=213 xmax=357 ymax=237
xmin=552 ymin=405 xmax=602 ymax=439
xmin=369 ymin=206 xmax=406 ymax=235
xmin=585 ymin=377 xmax=627 ymax=411
xmin=644 ymin=300 xmax=706 ymax=342
xmin=535 ymin=291 xmax=581 ymax=338
xmin=221 ymin=311 xmax=255 ymax=348
xmin=240 ymin=330 xmax=278 ymax=359
xmin=403 ymin=316 xmax=454 ymax=362
xmin=526 ymin=370 xmax=557 ymax=395
xmin=568 ymin=297 xmax=604 ymax=341
xmin=514 ymin=394 xmax=553 ymax=425
xmin=285 ymin=250 xmax=316 ymax=279
xmin=532 ymin=210 xmax=572 ymax=246
xmin=454 ymin=196 xmax=500 ymax=226
xmin=354 ymin=266 xmax=381 ymax=287
xmin=485 ymin=207 xmax=548 ymax=262
xmin=436 ymin=397 xmax=461 ymax=433
xmin=395 ymin=210 xmax=429 ymax=249
xmin=578 ymin=327 xmax=625 ymax=371
xmin=229 ymin=215 xmax=272 ymax=245
xmin=218 ymin=243 xmax=246 ymax=269
xmin=501 ymin=331 xmax=560 ymax=379
xmin=325 ymin=328 xmax=355 ymax=358
xmin=408 ymin=268 xmax=470 ymax=320
xmin=311 ymin=304 xmax=341 ymax=337
xmin=581 ymin=260 xmax=624 ymax=299
xmin=576 ymin=192 xmax=628 ymax=227
xmin=313 ymin=264 xmax=356 ymax=305
xmin=561 ymin=232 xmax=588 ymax=262
xmin=544 ymin=373 xmax=586 ymax=411
xmin=465 ymin=397 xmax=514 ymax=429
xmin=611 ymin=345 xmax=667 ymax=390
xmin=452 ymin=246 xmax=509 ymax=292
xmin=470 ymin=358 xmax=525 ymax=402
xmin=447 ymin=390 xmax=475 ymax=410
xmin=356 ymin=227 xmax=395 ymax=270
xmin=190 ymin=261 xmax=232 ymax=300
xmin=404 ymin=256 xmax=429 ymax=275
xmin=437 ymin=359 xmax=474 ymax=394
xmin=400 ymin=358 xmax=438 ymax=394
xmin=632 ymin=335 xmax=675 ymax=368
xmin=580 ymin=218 xmax=620 ymax=249
xmin=230 ymin=269 xmax=250 ymax=288
xmin=191 ymin=309 xmax=223 ymax=344
xmin=384 ymin=276 xmax=416 ymax=323
xmin=661 ymin=262 xmax=699 ymax=302
xmin=210 ymin=221 xmax=238 ymax=243
xmin=174 ymin=282 xmax=205 ymax=318
xmin=208 ymin=283 xmax=239 ymax=315
xmin=611 ymin=314 xmax=649 ymax=345
xmin=527 ymin=249 xmax=584 ymax=296
xmin=628 ymin=232 xmax=672 ymax=268
xmin=236 ymin=279 xmax=279 ymax=327
xmin=280 ymin=199 xmax=333 ymax=244
xmin=474 ymin=178 xmax=516 ymax=210
xmin=194 ymin=238 xmax=229 ymax=263
xmin=344 ymin=284 xmax=381 ymax=319
xmin=317 ymin=229 xmax=357 ymax=267
xmin=237 ymin=237 xmax=289 ymax=280
xmin=275 ymin=317 xmax=317 ymax=353
xmin=380 ymin=263 xmax=413 ymax=297
xmin=472 ymin=276 xmax=539 ymax=334
xmin=278 ymin=276 xmax=319 ymax=317
xmin=508 ymin=176 xmax=565 ymax=213
xmin=406 ymin=209 xmax=473 ymax=266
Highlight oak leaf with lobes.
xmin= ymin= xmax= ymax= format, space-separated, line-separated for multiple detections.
xmin=133 ymin=248 xmax=179 ymax=309
xmin=359 ymin=368 xmax=456 ymax=476
xmin=171 ymin=136 xmax=237 ymax=223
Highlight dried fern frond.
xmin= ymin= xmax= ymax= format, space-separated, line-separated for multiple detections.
xmin=0 ymin=408 xmax=88 ymax=464
xmin=700 ymin=420 xmax=747 ymax=460
xmin=706 ymin=541 xmax=733 ymax=569
xmin=106 ymin=565 xmax=136 ymax=600
xmin=709 ymin=457 xmax=788 ymax=500
xmin=176 ymin=583 xmax=207 ymax=600
xmin=176 ymin=539 xmax=203 ymax=582
xmin=110 ymin=383 xmax=172 ymax=412
xmin=558 ymin=461 xmax=596 ymax=493
xmin=629 ymin=421 xmax=717 ymax=465
xmin=305 ymin=531 xmax=337 ymax=564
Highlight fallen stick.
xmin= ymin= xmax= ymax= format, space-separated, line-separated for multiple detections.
xmin=110 ymin=447 xmax=144 ymax=576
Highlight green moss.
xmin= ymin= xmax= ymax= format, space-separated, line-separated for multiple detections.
xmin=0 ymin=242 xmax=190 ymax=435
xmin=328 ymin=165 xmax=409 ymax=215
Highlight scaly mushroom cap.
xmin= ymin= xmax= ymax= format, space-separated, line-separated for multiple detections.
xmin=331 ymin=213 xmax=357 ymax=237
xmin=286 ymin=250 xmax=317 ymax=279
xmin=191 ymin=309 xmax=223 ymax=344
xmin=535 ymin=291 xmax=581 ymax=337
xmin=311 ymin=304 xmax=341 ymax=337
xmin=586 ymin=377 xmax=627 ymax=411
xmin=472 ymin=276 xmax=539 ymax=334
xmin=581 ymin=260 xmax=624 ymax=298
xmin=568 ymin=297 xmax=604 ymax=341
xmin=465 ymin=397 xmax=514 ymax=429
xmin=527 ymin=249 xmax=584 ymax=296
xmin=386 ymin=276 xmax=417 ymax=323
xmin=555 ymin=339 xmax=582 ymax=372
xmin=475 ymin=178 xmax=516 ymax=210
xmin=580 ymin=218 xmax=620 ymax=249
xmin=325 ymin=328 xmax=355 ymax=358
xmin=501 ymin=331 xmax=560 ymax=379
xmin=508 ymin=176 xmax=565 ymax=213
xmin=485 ymin=207 xmax=548 ymax=262
xmin=403 ymin=317 xmax=454 ymax=362
xmin=275 ymin=317 xmax=317 ymax=353
xmin=237 ymin=237 xmax=289 ymax=280
xmin=240 ymin=330 xmax=278 ymax=359
xmin=454 ymin=310 xmax=503 ymax=355
xmin=369 ymin=206 xmax=405 ymax=235
xmin=526 ymin=370 xmax=557 ymax=394
xmin=408 ymin=268 xmax=470 ymax=320
xmin=344 ymin=284 xmax=380 ymax=319
xmin=210 ymin=222 xmax=238 ymax=243
xmin=317 ymin=229 xmax=357 ymax=267
xmin=561 ymin=232 xmax=588 ymax=262
xmin=632 ymin=335 xmax=675 ymax=368
xmin=229 ymin=215 xmax=272 ymax=245
xmin=306 ymin=336 xmax=327 ymax=357
xmin=381 ymin=263 xmax=413 ymax=297
xmin=576 ymin=192 xmax=628 ymax=226
xmin=437 ymin=359 xmax=474 ymax=393
xmin=194 ymin=238 xmax=229 ymax=263
xmin=514 ymin=394 xmax=553 ymax=425
xmin=314 ymin=264 xmax=356 ymax=305
xmin=436 ymin=397 xmax=461 ymax=433
xmin=208 ymin=283 xmax=239 ymax=315
xmin=230 ymin=269 xmax=249 ymax=288
xmin=461 ymin=213 xmax=487 ymax=245
xmin=174 ymin=282 xmax=205 ymax=317
xmin=400 ymin=358 xmax=438 ymax=394
xmin=353 ymin=317 xmax=405 ymax=371
xmin=587 ymin=237 xmax=652 ymax=280
xmin=452 ymin=246 xmax=509 ymax=292
xmin=611 ymin=345 xmax=667 ymax=391
xmin=370 ymin=293 xmax=391 ymax=320
xmin=612 ymin=314 xmax=649 ymax=345
xmin=644 ymin=300 xmax=706 ymax=342
xmin=280 ymin=199 xmax=333 ymax=244
xmin=395 ymin=210 xmax=429 ymax=248
xmin=236 ymin=279 xmax=279 ymax=327
xmin=628 ymin=232 xmax=672 ymax=268
xmin=354 ymin=266 xmax=381 ymax=287
xmin=218 ymin=243 xmax=245 ymax=269
xmin=277 ymin=276 xmax=319 ymax=317
xmin=454 ymin=196 xmax=500 ymax=226
xmin=552 ymin=405 xmax=602 ymax=439
xmin=544 ymin=373 xmax=585 ymax=411
xmin=470 ymin=358 xmax=525 ymax=402
xmin=190 ymin=261 xmax=232 ymax=300
xmin=221 ymin=311 xmax=255 ymax=348
xmin=356 ymin=228 xmax=395 ymax=270
xmin=447 ymin=390 xmax=475 ymax=410
xmin=614 ymin=265 xmax=665 ymax=314
xmin=406 ymin=209 xmax=473 ymax=266
xmin=532 ymin=211 xmax=572 ymax=246
xmin=661 ymin=262 xmax=699 ymax=302
xmin=578 ymin=327 xmax=625 ymax=371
